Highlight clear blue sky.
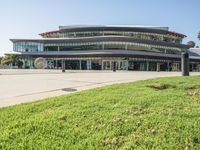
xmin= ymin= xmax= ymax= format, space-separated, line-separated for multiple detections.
xmin=0 ymin=0 xmax=199 ymax=56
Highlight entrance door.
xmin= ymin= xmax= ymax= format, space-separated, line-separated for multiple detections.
xmin=103 ymin=60 xmax=127 ymax=70
xmin=66 ymin=60 xmax=80 ymax=70
xmin=81 ymin=60 xmax=87 ymax=70
xmin=128 ymin=61 xmax=146 ymax=71
xmin=103 ymin=61 xmax=111 ymax=70
xmin=91 ymin=60 xmax=102 ymax=70
xmin=171 ymin=63 xmax=180 ymax=71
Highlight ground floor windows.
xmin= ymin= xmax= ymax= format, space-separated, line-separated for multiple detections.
xmin=190 ymin=63 xmax=200 ymax=72
xmin=128 ymin=61 xmax=147 ymax=71
xmin=148 ymin=62 xmax=157 ymax=71
xmin=103 ymin=60 xmax=127 ymax=70
xmin=91 ymin=60 xmax=101 ymax=70
xmin=20 ymin=56 xmax=200 ymax=72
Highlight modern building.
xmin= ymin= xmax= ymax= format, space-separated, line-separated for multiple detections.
xmin=188 ymin=48 xmax=200 ymax=71
xmin=9 ymin=25 xmax=200 ymax=71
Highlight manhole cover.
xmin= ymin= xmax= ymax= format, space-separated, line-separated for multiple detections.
xmin=61 ymin=88 xmax=77 ymax=92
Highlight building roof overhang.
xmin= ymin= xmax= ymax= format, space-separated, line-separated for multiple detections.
xmin=9 ymin=49 xmax=200 ymax=61
xmin=38 ymin=25 xmax=186 ymax=39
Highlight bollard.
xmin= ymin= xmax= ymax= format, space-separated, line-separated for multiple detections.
xmin=62 ymin=60 xmax=65 ymax=72
xmin=181 ymin=52 xmax=189 ymax=76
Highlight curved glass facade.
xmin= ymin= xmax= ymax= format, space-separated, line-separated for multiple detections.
xmin=13 ymin=42 xmax=44 ymax=52
xmin=43 ymin=41 xmax=182 ymax=54
xmin=42 ymin=31 xmax=182 ymax=44
xmin=13 ymin=41 xmax=183 ymax=54
xmin=11 ymin=25 xmax=192 ymax=71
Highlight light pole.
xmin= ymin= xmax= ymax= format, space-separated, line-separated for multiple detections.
xmin=113 ymin=61 xmax=116 ymax=72
xmin=181 ymin=52 xmax=189 ymax=76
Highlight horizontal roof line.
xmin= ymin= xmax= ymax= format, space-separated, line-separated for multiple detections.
xmin=59 ymin=25 xmax=169 ymax=31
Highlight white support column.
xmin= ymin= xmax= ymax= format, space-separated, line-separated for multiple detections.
xmin=56 ymin=58 xmax=58 ymax=69
xmin=87 ymin=60 xmax=91 ymax=70
xmin=191 ymin=63 xmax=194 ymax=72
xmin=101 ymin=60 xmax=104 ymax=70
xmin=102 ymin=42 xmax=104 ymax=50
xmin=126 ymin=60 xmax=129 ymax=70
xmin=87 ymin=60 xmax=89 ymax=70
xmin=29 ymin=56 xmax=31 ymax=69
xmin=125 ymin=44 xmax=127 ymax=50
xmin=146 ymin=61 xmax=149 ymax=71
xmin=56 ymin=48 xmax=59 ymax=69
xmin=110 ymin=61 xmax=112 ymax=70
xmin=157 ymin=63 xmax=160 ymax=72
xmin=80 ymin=60 xmax=82 ymax=70
xmin=167 ymin=62 xmax=170 ymax=71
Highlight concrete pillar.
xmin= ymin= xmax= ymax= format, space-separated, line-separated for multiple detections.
xmin=87 ymin=60 xmax=89 ymax=70
xmin=62 ymin=60 xmax=65 ymax=72
xmin=101 ymin=60 xmax=104 ymax=70
xmin=56 ymin=47 xmax=60 ymax=70
xmin=80 ymin=60 xmax=82 ymax=70
xmin=167 ymin=62 xmax=170 ymax=72
xmin=125 ymin=44 xmax=128 ymax=50
xmin=87 ymin=60 xmax=91 ymax=70
xmin=146 ymin=61 xmax=149 ymax=71
xmin=126 ymin=60 xmax=129 ymax=70
xmin=191 ymin=63 xmax=193 ymax=72
xmin=56 ymin=58 xmax=58 ymax=69
xmin=181 ymin=52 xmax=189 ymax=76
xmin=89 ymin=60 xmax=92 ymax=70
xmin=102 ymin=42 xmax=104 ymax=50
xmin=157 ymin=63 xmax=160 ymax=72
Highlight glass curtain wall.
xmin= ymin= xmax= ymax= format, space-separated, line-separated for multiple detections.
xmin=44 ymin=41 xmax=182 ymax=54
xmin=14 ymin=42 xmax=44 ymax=52
xmin=44 ymin=31 xmax=182 ymax=44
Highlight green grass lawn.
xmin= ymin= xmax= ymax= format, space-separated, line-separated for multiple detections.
xmin=1 ymin=76 xmax=200 ymax=149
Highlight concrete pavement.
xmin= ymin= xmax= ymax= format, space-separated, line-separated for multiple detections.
xmin=0 ymin=69 xmax=199 ymax=108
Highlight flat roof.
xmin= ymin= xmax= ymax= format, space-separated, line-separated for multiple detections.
xmin=59 ymin=25 xmax=169 ymax=31
xmin=39 ymin=25 xmax=186 ymax=38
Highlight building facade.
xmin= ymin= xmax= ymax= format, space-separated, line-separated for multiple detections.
xmin=10 ymin=25 xmax=200 ymax=71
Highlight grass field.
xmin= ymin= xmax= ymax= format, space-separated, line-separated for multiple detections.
xmin=1 ymin=76 xmax=200 ymax=149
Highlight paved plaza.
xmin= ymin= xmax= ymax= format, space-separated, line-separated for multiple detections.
xmin=0 ymin=69 xmax=200 ymax=108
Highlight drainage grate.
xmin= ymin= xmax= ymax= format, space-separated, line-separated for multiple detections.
xmin=61 ymin=88 xmax=77 ymax=92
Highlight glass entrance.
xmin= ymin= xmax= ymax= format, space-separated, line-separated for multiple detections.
xmin=91 ymin=60 xmax=102 ymax=70
xmin=102 ymin=60 xmax=127 ymax=70
xmin=128 ymin=61 xmax=147 ymax=71
xmin=65 ymin=60 xmax=80 ymax=70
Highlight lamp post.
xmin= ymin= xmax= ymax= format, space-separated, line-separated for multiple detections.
xmin=113 ymin=61 xmax=116 ymax=72
xmin=181 ymin=52 xmax=189 ymax=76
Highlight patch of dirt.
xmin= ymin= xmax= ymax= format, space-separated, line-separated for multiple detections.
xmin=146 ymin=83 xmax=171 ymax=90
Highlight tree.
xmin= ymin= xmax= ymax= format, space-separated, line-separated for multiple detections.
xmin=198 ymin=32 xmax=200 ymax=40
xmin=187 ymin=41 xmax=196 ymax=47
xmin=17 ymin=60 xmax=23 ymax=68
xmin=0 ymin=57 xmax=2 ymax=64
xmin=1 ymin=54 xmax=23 ymax=68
